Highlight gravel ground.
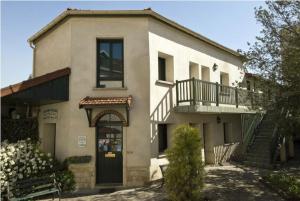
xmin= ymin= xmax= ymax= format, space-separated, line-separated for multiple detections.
xmin=40 ymin=164 xmax=285 ymax=201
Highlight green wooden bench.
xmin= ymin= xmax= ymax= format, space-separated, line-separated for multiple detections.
xmin=7 ymin=174 xmax=61 ymax=201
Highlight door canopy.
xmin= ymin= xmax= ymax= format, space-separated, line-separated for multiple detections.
xmin=79 ymin=95 xmax=132 ymax=127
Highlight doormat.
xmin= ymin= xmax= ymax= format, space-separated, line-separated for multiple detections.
xmin=99 ymin=188 xmax=116 ymax=194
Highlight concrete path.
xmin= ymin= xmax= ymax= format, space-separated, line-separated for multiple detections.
xmin=40 ymin=164 xmax=284 ymax=201
xmin=203 ymin=165 xmax=284 ymax=201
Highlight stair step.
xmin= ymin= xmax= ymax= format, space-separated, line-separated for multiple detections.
xmin=246 ymin=155 xmax=271 ymax=161
xmin=243 ymin=161 xmax=273 ymax=169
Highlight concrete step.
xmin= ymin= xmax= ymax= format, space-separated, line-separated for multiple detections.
xmin=246 ymin=155 xmax=271 ymax=161
xmin=255 ymin=135 xmax=272 ymax=139
xmin=243 ymin=161 xmax=273 ymax=169
xmin=258 ymin=128 xmax=274 ymax=132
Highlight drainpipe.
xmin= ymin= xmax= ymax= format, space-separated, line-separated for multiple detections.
xmin=29 ymin=42 xmax=36 ymax=78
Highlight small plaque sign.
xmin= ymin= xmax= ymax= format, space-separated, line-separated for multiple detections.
xmin=78 ymin=136 xmax=87 ymax=148
xmin=43 ymin=109 xmax=58 ymax=120
xmin=105 ymin=152 xmax=116 ymax=158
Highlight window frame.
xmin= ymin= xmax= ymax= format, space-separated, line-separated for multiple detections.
xmin=158 ymin=124 xmax=168 ymax=153
xmin=158 ymin=57 xmax=166 ymax=81
xmin=96 ymin=39 xmax=124 ymax=88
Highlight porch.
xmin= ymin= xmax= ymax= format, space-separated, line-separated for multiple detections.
xmin=174 ymin=78 xmax=263 ymax=113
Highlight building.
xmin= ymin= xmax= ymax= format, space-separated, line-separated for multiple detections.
xmin=1 ymin=9 xmax=259 ymax=189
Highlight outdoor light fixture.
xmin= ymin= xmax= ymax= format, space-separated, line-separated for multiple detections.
xmin=212 ymin=63 xmax=218 ymax=71
xmin=216 ymin=116 xmax=221 ymax=124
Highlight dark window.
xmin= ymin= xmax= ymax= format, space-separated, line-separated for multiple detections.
xmin=97 ymin=39 xmax=123 ymax=88
xmin=223 ymin=123 xmax=230 ymax=144
xmin=246 ymin=81 xmax=251 ymax=91
xmin=158 ymin=124 xmax=168 ymax=153
xmin=158 ymin=57 xmax=166 ymax=81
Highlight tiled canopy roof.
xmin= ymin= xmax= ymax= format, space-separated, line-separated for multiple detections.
xmin=79 ymin=95 xmax=132 ymax=108
xmin=1 ymin=68 xmax=71 ymax=97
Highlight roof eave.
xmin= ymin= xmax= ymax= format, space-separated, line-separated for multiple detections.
xmin=28 ymin=9 xmax=243 ymax=58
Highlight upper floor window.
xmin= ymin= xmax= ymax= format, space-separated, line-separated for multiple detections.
xmin=189 ymin=62 xmax=199 ymax=79
xmin=157 ymin=52 xmax=174 ymax=83
xmin=220 ymin=72 xmax=229 ymax=86
xmin=220 ymin=72 xmax=229 ymax=93
xmin=97 ymin=39 xmax=124 ymax=88
xmin=158 ymin=57 xmax=166 ymax=81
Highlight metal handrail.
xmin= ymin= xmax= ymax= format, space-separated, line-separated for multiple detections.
xmin=242 ymin=113 xmax=265 ymax=153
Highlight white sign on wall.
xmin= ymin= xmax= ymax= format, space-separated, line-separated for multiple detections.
xmin=43 ymin=109 xmax=58 ymax=120
xmin=78 ymin=136 xmax=87 ymax=148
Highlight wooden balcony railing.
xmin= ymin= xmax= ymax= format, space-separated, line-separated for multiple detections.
xmin=176 ymin=78 xmax=262 ymax=108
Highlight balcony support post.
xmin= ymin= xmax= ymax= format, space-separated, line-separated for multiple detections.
xmin=216 ymin=82 xmax=219 ymax=106
xmin=176 ymin=80 xmax=179 ymax=106
xmin=192 ymin=77 xmax=196 ymax=105
xmin=235 ymin=87 xmax=239 ymax=108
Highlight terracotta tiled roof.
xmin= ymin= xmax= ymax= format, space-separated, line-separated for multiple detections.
xmin=79 ymin=95 xmax=132 ymax=108
xmin=1 ymin=68 xmax=71 ymax=97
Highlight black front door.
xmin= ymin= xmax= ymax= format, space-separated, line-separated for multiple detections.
xmin=96 ymin=123 xmax=123 ymax=184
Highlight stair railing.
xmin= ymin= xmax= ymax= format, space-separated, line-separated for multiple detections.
xmin=241 ymin=113 xmax=265 ymax=154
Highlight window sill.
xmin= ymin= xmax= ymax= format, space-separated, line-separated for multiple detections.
xmin=155 ymin=80 xmax=174 ymax=87
xmin=93 ymin=87 xmax=128 ymax=91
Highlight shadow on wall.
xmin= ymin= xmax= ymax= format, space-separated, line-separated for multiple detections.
xmin=150 ymin=87 xmax=173 ymax=154
xmin=214 ymin=142 xmax=242 ymax=164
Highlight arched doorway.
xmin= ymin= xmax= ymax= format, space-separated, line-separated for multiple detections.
xmin=96 ymin=112 xmax=123 ymax=184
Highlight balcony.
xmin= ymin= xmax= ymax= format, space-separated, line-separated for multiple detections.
xmin=175 ymin=78 xmax=262 ymax=114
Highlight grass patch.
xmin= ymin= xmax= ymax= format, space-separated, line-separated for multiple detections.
xmin=264 ymin=172 xmax=300 ymax=200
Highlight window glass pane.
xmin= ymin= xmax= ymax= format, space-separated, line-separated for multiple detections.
xmin=100 ymin=113 xmax=121 ymax=122
xmin=111 ymin=42 xmax=123 ymax=79
xmin=99 ymin=42 xmax=111 ymax=79
xmin=158 ymin=57 xmax=166 ymax=81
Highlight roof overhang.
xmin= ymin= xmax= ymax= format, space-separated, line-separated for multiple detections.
xmin=28 ymin=9 xmax=243 ymax=59
xmin=1 ymin=68 xmax=70 ymax=106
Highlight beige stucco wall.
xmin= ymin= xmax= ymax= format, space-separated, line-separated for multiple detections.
xmin=36 ymin=17 xmax=151 ymax=187
xmin=148 ymin=18 xmax=244 ymax=180
xmin=34 ymin=20 xmax=71 ymax=77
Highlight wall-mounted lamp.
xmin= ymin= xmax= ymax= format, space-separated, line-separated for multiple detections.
xmin=212 ymin=63 xmax=218 ymax=72
xmin=216 ymin=116 xmax=221 ymax=124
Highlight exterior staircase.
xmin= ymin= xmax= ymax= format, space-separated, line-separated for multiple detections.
xmin=243 ymin=111 xmax=278 ymax=168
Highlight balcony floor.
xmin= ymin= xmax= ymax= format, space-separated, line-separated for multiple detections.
xmin=174 ymin=105 xmax=258 ymax=114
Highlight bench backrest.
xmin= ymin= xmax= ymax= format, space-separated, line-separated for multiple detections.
xmin=8 ymin=174 xmax=58 ymax=199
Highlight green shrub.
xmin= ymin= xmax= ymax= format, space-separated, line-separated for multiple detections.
xmin=0 ymin=139 xmax=75 ymax=197
xmin=1 ymin=118 xmax=39 ymax=143
xmin=56 ymin=170 xmax=76 ymax=192
xmin=64 ymin=155 xmax=92 ymax=165
xmin=266 ymin=172 xmax=300 ymax=199
xmin=165 ymin=125 xmax=204 ymax=201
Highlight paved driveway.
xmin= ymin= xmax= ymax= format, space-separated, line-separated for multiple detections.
xmin=41 ymin=164 xmax=283 ymax=201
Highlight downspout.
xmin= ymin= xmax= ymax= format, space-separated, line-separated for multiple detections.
xmin=29 ymin=41 xmax=36 ymax=118
xmin=29 ymin=41 xmax=36 ymax=78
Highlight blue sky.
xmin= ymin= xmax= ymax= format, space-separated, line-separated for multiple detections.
xmin=1 ymin=1 xmax=264 ymax=87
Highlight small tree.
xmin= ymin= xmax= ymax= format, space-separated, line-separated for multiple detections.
xmin=165 ymin=125 xmax=204 ymax=201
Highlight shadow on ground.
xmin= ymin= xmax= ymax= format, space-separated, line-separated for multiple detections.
xmin=203 ymin=165 xmax=284 ymax=201
xmin=40 ymin=164 xmax=285 ymax=201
